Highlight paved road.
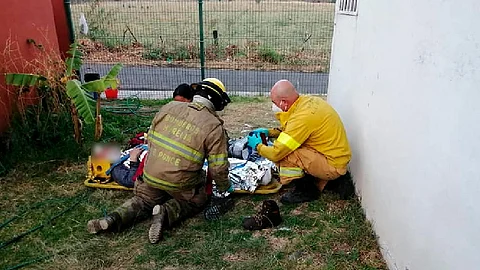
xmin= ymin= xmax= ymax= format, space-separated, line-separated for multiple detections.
xmin=82 ymin=63 xmax=329 ymax=99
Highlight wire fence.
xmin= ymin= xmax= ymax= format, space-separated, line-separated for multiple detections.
xmin=70 ymin=0 xmax=335 ymax=99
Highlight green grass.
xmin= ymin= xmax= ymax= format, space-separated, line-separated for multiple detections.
xmin=230 ymin=95 xmax=268 ymax=103
xmin=0 ymin=99 xmax=386 ymax=270
xmin=0 ymin=180 xmax=386 ymax=270
xmin=258 ymin=46 xmax=285 ymax=64
xmin=71 ymin=0 xmax=335 ymax=71
xmin=139 ymin=98 xmax=173 ymax=107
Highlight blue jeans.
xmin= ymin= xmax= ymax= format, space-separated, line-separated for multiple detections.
xmin=111 ymin=163 xmax=138 ymax=188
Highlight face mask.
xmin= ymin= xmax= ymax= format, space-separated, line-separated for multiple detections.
xmin=271 ymin=103 xmax=283 ymax=113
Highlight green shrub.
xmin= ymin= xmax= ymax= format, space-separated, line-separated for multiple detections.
xmin=258 ymin=46 xmax=284 ymax=64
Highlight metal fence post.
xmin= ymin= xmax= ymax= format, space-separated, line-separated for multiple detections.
xmin=64 ymin=0 xmax=75 ymax=43
xmin=198 ymin=0 xmax=206 ymax=80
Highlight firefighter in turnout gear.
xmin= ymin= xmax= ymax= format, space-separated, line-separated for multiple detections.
xmin=248 ymin=80 xmax=353 ymax=204
xmin=87 ymin=78 xmax=232 ymax=243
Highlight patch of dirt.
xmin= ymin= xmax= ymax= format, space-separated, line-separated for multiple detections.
xmin=174 ymin=248 xmax=192 ymax=255
xmin=360 ymin=250 xmax=386 ymax=269
xmin=326 ymin=200 xmax=350 ymax=214
xmin=290 ymin=204 xmax=308 ymax=216
xmin=251 ymin=229 xmax=298 ymax=252
xmin=229 ymin=229 xmax=244 ymax=234
xmin=222 ymin=100 xmax=277 ymax=138
xmin=48 ymin=182 xmax=85 ymax=197
xmin=56 ymin=163 xmax=86 ymax=173
xmin=252 ymin=228 xmax=275 ymax=238
xmin=7 ymin=180 xmax=36 ymax=194
xmin=332 ymin=242 xmax=352 ymax=253
xmin=268 ymin=236 xmax=290 ymax=251
xmin=108 ymin=241 xmax=147 ymax=269
xmin=139 ymin=261 xmax=157 ymax=270
xmin=286 ymin=249 xmax=326 ymax=269
xmin=305 ymin=211 xmax=322 ymax=220
xmin=295 ymin=252 xmax=326 ymax=269
xmin=162 ymin=267 xmax=181 ymax=270
xmin=182 ymin=216 xmax=202 ymax=227
xmin=162 ymin=267 xmax=189 ymax=270
xmin=79 ymin=39 xmax=328 ymax=73
xmin=223 ymin=252 xmax=250 ymax=262
xmin=310 ymin=255 xmax=326 ymax=268
xmin=296 ymin=228 xmax=316 ymax=236
xmin=331 ymin=227 xmax=347 ymax=235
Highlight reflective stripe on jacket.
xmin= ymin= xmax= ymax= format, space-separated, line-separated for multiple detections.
xmin=259 ymin=95 xmax=351 ymax=168
xmin=144 ymin=101 xmax=230 ymax=191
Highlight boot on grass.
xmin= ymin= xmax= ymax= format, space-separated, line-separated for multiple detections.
xmin=204 ymin=196 xmax=235 ymax=221
xmin=280 ymin=176 xmax=319 ymax=204
xmin=149 ymin=204 xmax=167 ymax=244
xmin=242 ymin=200 xmax=282 ymax=230
xmin=324 ymin=171 xmax=355 ymax=200
xmin=87 ymin=212 xmax=121 ymax=234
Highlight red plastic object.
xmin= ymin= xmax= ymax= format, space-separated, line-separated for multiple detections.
xmin=205 ymin=169 xmax=213 ymax=195
xmin=105 ymin=88 xmax=118 ymax=99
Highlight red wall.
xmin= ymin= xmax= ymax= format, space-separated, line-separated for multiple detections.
xmin=52 ymin=0 xmax=72 ymax=57
xmin=0 ymin=0 xmax=70 ymax=133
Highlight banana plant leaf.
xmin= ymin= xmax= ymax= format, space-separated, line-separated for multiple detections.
xmin=66 ymin=79 xmax=95 ymax=124
xmin=105 ymin=63 xmax=123 ymax=80
xmin=83 ymin=64 xmax=123 ymax=92
xmin=104 ymin=78 xmax=119 ymax=90
xmin=104 ymin=63 xmax=123 ymax=89
xmin=65 ymin=42 xmax=83 ymax=77
xmin=82 ymin=79 xmax=106 ymax=93
xmin=5 ymin=73 xmax=46 ymax=87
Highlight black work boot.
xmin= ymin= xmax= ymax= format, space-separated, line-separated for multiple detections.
xmin=204 ymin=197 xmax=235 ymax=221
xmin=280 ymin=176 xmax=320 ymax=204
xmin=87 ymin=212 xmax=121 ymax=234
xmin=149 ymin=204 xmax=167 ymax=244
xmin=242 ymin=200 xmax=282 ymax=230
xmin=324 ymin=171 xmax=355 ymax=200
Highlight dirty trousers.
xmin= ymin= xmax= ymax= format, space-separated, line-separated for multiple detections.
xmin=112 ymin=178 xmax=207 ymax=229
xmin=278 ymin=146 xmax=347 ymax=191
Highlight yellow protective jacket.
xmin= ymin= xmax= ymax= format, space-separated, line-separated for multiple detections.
xmin=143 ymin=101 xmax=230 ymax=191
xmin=258 ymin=95 xmax=351 ymax=169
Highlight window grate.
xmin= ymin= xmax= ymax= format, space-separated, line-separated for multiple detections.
xmin=338 ymin=0 xmax=358 ymax=16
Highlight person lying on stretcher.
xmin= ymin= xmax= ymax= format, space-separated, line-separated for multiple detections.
xmin=110 ymin=83 xmax=195 ymax=188
xmin=109 ymin=145 xmax=148 ymax=188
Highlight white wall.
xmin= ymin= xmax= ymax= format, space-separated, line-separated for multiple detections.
xmin=327 ymin=0 xmax=480 ymax=269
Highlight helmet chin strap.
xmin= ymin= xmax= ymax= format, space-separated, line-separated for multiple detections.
xmin=192 ymin=95 xmax=215 ymax=111
xmin=191 ymin=80 xmax=230 ymax=111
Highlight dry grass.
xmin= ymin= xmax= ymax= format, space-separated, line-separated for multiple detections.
xmin=221 ymin=97 xmax=277 ymax=138
xmin=71 ymin=0 xmax=334 ymax=72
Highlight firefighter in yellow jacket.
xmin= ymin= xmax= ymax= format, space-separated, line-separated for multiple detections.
xmin=248 ymin=80 xmax=353 ymax=204
xmin=87 ymin=78 xmax=231 ymax=244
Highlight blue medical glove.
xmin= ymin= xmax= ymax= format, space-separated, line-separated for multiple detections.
xmin=247 ymin=133 xmax=263 ymax=150
xmin=217 ymin=184 xmax=234 ymax=195
xmin=251 ymin=128 xmax=269 ymax=136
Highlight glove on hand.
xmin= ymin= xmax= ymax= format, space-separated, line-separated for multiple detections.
xmin=247 ymin=132 xmax=263 ymax=150
xmin=251 ymin=128 xmax=269 ymax=136
xmin=216 ymin=184 xmax=234 ymax=196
